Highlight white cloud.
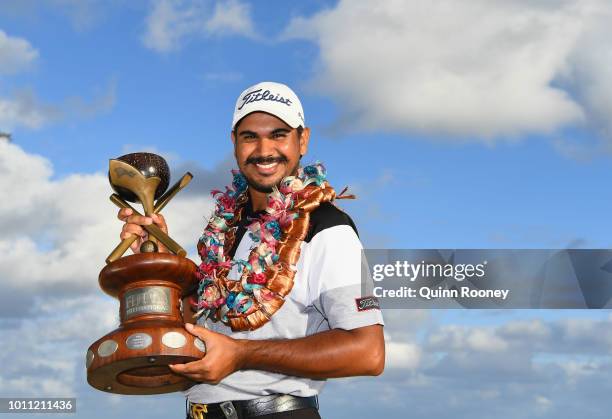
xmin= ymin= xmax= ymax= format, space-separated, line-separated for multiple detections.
xmin=0 ymin=29 xmax=38 ymax=75
xmin=0 ymin=28 xmax=115 ymax=131
xmin=205 ymin=0 xmax=255 ymax=38
xmin=0 ymin=0 xmax=110 ymax=32
xmin=466 ymin=328 xmax=509 ymax=352
xmin=0 ymin=142 xmax=214 ymax=399
xmin=0 ymin=30 xmax=54 ymax=130
xmin=0 ymin=141 xmax=212 ymax=298
xmin=284 ymin=0 xmax=612 ymax=143
xmin=559 ymin=360 xmax=599 ymax=387
xmin=142 ymin=0 xmax=201 ymax=52
xmin=428 ymin=324 xmax=508 ymax=353
xmin=0 ymin=295 xmax=116 ymax=397
xmin=0 ymin=84 xmax=115 ymax=131
xmin=142 ymin=0 xmax=256 ymax=53
xmin=0 ymin=89 xmax=61 ymax=130
xmin=560 ymin=6 xmax=612 ymax=146
xmin=0 ymin=142 xmax=114 ymax=294
xmin=356 ymin=313 xmax=612 ymax=418
xmin=535 ymin=395 xmax=553 ymax=414
xmin=385 ymin=341 xmax=421 ymax=370
xmin=64 ymin=79 xmax=117 ymax=118
xmin=499 ymin=319 xmax=551 ymax=340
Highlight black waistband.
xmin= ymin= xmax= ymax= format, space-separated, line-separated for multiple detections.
xmin=188 ymin=394 xmax=319 ymax=418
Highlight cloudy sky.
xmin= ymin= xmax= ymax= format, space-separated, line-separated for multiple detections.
xmin=2 ymin=1 xmax=612 ymax=418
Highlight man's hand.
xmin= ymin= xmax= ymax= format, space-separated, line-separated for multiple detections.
xmin=168 ymin=322 xmax=384 ymax=383
xmin=117 ymin=207 xmax=169 ymax=253
xmin=168 ymin=323 xmax=245 ymax=384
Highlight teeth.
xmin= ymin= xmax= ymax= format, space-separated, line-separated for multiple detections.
xmin=256 ymin=162 xmax=278 ymax=169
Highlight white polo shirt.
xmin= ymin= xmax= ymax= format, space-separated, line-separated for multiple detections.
xmin=184 ymin=202 xmax=384 ymax=404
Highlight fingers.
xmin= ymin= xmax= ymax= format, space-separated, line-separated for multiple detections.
xmin=117 ymin=207 xmax=132 ymax=221
xmin=150 ymin=213 xmax=167 ymax=233
xmin=120 ymin=223 xmax=147 ymax=240
xmin=169 ymin=359 xmax=205 ymax=375
xmin=184 ymin=323 xmax=210 ymax=339
xmin=152 ymin=213 xmax=165 ymax=223
xmin=118 ymin=208 xmax=167 ymax=229
xmin=117 ymin=208 xmax=170 ymax=254
xmin=118 ymin=208 xmax=155 ymax=224
xmin=169 ymin=360 xmax=215 ymax=383
xmin=126 ymin=214 xmax=154 ymax=226
xmin=129 ymin=238 xmax=141 ymax=253
xmin=120 ymin=222 xmax=148 ymax=253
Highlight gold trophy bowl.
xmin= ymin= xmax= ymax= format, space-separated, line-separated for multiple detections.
xmin=86 ymin=152 xmax=201 ymax=395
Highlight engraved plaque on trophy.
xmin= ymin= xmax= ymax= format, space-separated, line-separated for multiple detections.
xmin=86 ymin=152 xmax=203 ymax=395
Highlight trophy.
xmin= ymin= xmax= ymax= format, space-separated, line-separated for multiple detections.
xmin=86 ymin=152 xmax=203 ymax=395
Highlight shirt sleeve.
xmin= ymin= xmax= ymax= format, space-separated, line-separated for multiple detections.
xmin=306 ymin=224 xmax=384 ymax=330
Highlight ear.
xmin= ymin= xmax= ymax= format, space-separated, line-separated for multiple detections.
xmin=299 ymin=127 xmax=310 ymax=157
xmin=231 ymin=130 xmax=239 ymax=163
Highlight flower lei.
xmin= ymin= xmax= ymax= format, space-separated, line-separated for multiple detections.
xmin=194 ymin=162 xmax=342 ymax=331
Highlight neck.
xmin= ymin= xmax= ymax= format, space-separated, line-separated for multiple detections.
xmin=249 ymin=188 xmax=268 ymax=211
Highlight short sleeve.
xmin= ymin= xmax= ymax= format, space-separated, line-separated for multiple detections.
xmin=306 ymin=224 xmax=384 ymax=330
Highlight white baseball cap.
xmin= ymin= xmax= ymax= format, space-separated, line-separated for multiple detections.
xmin=232 ymin=81 xmax=305 ymax=130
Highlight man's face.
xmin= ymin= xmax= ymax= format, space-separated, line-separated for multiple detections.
xmin=232 ymin=112 xmax=309 ymax=193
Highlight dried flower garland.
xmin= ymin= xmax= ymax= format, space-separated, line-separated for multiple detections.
xmin=194 ymin=163 xmax=347 ymax=331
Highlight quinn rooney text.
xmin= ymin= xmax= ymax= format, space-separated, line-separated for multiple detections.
xmin=373 ymin=286 xmax=510 ymax=300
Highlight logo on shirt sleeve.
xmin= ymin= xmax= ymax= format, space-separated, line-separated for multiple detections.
xmin=355 ymin=296 xmax=381 ymax=311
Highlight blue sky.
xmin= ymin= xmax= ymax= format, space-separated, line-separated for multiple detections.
xmin=2 ymin=1 xmax=612 ymax=418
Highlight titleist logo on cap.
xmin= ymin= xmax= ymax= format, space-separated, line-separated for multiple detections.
xmin=237 ymin=89 xmax=292 ymax=110
xmin=232 ymin=81 xmax=304 ymax=129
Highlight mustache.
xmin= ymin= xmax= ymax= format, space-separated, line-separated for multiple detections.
xmin=246 ymin=155 xmax=288 ymax=165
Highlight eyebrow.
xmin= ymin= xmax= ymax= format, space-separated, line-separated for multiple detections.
xmin=271 ymin=128 xmax=291 ymax=135
xmin=238 ymin=128 xmax=291 ymax=137
xmin=238 ymin=130 xmax=258 ymax=137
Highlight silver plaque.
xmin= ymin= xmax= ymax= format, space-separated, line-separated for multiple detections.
xmin=194 ymin=338 xmax=206 ymax=353
xmin=126 ymin=333 xmax=153 ymax=350
xmin=123 ymin=286 xmax=171 ymax=320
xmin=98 ymin=340 xmax=118 ymax=357
xmin=86 ymin=349 xmax=95 ymax=368
xmin=161 ymin=331 xmax=186 ymax=349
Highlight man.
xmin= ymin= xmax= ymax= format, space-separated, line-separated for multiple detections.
xmin=118 ymin=81 xmax=385 ymax=419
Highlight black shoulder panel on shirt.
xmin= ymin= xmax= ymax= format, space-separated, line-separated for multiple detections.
xmin=304 ymin=201 xmax=359 ymax=243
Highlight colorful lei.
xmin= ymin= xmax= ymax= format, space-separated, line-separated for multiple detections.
xmin=194 ymin=162 xmax=341 ymax=331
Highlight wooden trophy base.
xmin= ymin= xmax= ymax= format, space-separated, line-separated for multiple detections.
xmin=86 ymin=253 xmax=202 ymax=395
xmin=87 ymin=323 xmax=205 ymax=394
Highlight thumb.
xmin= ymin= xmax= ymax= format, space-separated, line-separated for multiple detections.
xmin=184 ymin=322 xmax=212 ymax=339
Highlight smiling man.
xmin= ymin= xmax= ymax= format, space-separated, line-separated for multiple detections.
xmin=119 ymin=81 xmax=385 ymax=419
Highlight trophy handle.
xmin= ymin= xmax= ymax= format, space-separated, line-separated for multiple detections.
xmin=107 ymin=238 xmax=136 ymax=264
xmin=106 ymin=173 xmax=194 ymax=264
xmin=109 ymin=195 xmax=186 ymax=257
